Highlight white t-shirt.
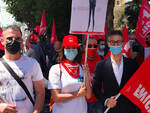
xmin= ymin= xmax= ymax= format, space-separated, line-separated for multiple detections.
xmin=48 ymin=64 xmax=87 ymax=113
xmin=0 ymin=55 xmax=43 ymax=113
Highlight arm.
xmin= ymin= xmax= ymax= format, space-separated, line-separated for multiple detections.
xmin=51 ymin=85 xmax=86 ymax=103
xmin=93 ymin=62 xmax=105 ymax=103
xmin=0 ymin=103 xmax=18 ymax=113
xmin=49 ymin=64 xmax=86 ymax=103
xmin=83 ymin=65 xmax=92 ymax=99
xmin=32 ymin=80 xmax=45 ymax=113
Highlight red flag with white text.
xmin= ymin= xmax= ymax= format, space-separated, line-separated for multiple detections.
xmin=39 ymin=10 xmax=46 ymax=35
xmin=135 ymin=0 xmax=150 ymax=47
xmin=120 ymin=56 xmax=150 ymax=113
xmin=50 ymin=19 xmax=57 ymax=44
xmin=122 ymin=25 xmax=131 ymax=58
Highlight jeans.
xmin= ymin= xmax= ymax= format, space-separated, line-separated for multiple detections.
xmin=87 ymin=101 xmax=103 ymax=113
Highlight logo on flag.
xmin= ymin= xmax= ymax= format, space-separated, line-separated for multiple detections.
xmin=135 ymin=0 xmax=150 ymax=47
xmin=120 ymin=56 xmax=150 ymax=113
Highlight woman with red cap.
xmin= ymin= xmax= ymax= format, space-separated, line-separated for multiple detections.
xmin=48 ymin=35 xmax=92 ymax=113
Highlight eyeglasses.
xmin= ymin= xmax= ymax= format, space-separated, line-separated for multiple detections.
xmin=108 ymin=40 xmax=123 ymax=45
xmin=6 ymin=37 xmax=22 ymax=42
xmin=88 ymin=44 xmax=98 ymax=48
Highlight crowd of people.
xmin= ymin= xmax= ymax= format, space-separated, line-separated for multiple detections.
xmin=0 ymin=24 xmax=150 ymax=113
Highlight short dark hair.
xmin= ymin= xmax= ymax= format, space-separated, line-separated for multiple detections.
xmin=98 ymin=39 xmax=104 ymax=44
xmin=107 ymin=30 xmax=124 ymax=41
xmin=84 ymin=37 xmax=97 ymax=45
xmin=3 ymin=25 xmax=22 ymax=36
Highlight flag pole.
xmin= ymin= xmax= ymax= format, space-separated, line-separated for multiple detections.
xmin=104 ymin=93 xmax=121 ymax=113
xmin=84 ymin=34 xmax=89 ymax=65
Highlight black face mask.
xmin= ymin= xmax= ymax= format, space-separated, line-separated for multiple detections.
xmin=6 ymin=40 xmax=21 ymax=54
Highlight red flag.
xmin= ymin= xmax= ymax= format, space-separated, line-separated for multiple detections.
xmin=39 ymin=10 xmax=46 ymax=35
xmin=34 ymin=25 xmax=40 ymax=33
xmin=0 ymin=28 xmax=4 ymax=50
xmin=135 ymin=0 xmax=150 ymax=47
xmin=104 ymin=51 xmax=111 ymax=59
xmin=0 ymin=28 xmax=2 ymax=37
xmin=29 ymin=25 xmax=40 ymax=43
xmin=122 ymin=24 xmax=131 ymax=58
xmin=120 ymin=56 xmax=150 ymax=113
xmin=50 ymin=18 xmax=57 ymax=44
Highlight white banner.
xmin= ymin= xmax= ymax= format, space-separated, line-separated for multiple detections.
xmin=70 ymin=0 xmax=108 ymax=34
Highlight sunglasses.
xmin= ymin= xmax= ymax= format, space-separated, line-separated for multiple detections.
xmin=88 ymin=44 xmax=98 ymax=48
xmin=6 ymin=37 xmax=22 ymax=42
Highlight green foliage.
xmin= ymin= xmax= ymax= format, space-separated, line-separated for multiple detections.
xmin=3 ymin=0 xmax=72 ymax=40
xmin=13 ymin=21 xmax=23 ymax=27
xmin=3 ymin=0 xmax=115 ymax=40
xmin=125 ymin=0 xmax=150 ymax=32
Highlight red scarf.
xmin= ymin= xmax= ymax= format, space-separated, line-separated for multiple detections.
xmin=61 ymin=60 xmax=79 ymax=79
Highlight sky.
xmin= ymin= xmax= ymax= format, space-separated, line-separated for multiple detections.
xmin=0 ymin=0 xmax=132 ymax=27
xmin=0 ymin=0 xmax=15 ymax=27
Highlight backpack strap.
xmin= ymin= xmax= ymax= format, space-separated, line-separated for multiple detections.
xmin=59 ymin=63 xmax=62 ymax=79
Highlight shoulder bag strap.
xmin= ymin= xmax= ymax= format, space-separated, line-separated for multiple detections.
xmin=0 ymin=58 xmax=35 ymax=105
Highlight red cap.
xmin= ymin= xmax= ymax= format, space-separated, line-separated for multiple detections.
xmin=63 ymin=35 xmax=80 ymax=47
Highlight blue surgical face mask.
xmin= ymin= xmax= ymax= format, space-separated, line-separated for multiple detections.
xmin=64 ymin=49 xmax=78 ymax=61
xmin=129 ymin=40 xmax=135 ymax=43
xmin=110 ymin=45 xmax=122 ymax=55
xmin=98 ymin=51 xmax=104 ymax=56
xmin=100 ymin=45 xmax=105 ymax=50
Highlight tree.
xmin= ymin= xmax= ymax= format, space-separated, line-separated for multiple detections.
xmin=125 ymin=0 xmax=150 ymax=32
xmin=3 ymin=0 xmax=72 ymax=40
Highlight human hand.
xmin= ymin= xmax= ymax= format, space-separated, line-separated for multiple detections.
xmin=77 ymin=84 xmax=86 ymax=97
xmin=106 ymin=96 xmax=117 ymax=108
xmin=0 ymin=103 xmax=18 ymax=113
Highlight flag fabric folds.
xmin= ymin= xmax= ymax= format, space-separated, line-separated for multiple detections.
xmin=135 ymin=0 xmax=150 ymax=47
xmin=39 ymin=10 xmax=46 ymax=35
xmin=0 ymin=28 xmax=2 ymax=37
xmin=120 ymin=56 xmax=150 ymax=113
xmin=122 ymin=25 xmax=131 ymax=58
xmin=50 ymin=19 xmax=57 ymax=44
xmin=0 ymin=28 xmax=4 ymax=50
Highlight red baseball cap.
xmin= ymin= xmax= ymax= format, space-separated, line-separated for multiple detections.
xmin=63 ymin=35 xmax=80 ymax=47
